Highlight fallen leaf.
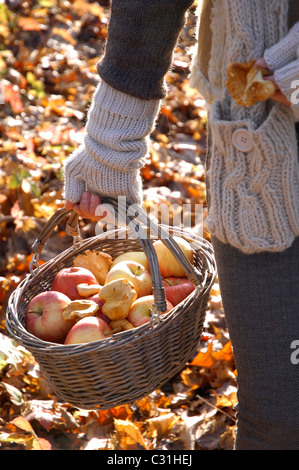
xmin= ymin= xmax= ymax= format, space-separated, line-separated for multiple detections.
xmin=3 ymin=84 xmax=24 ymax=113
xmin=1 ymin=382 xmax=23 ymax=406
xmin=113 ymin=419 xmax=148 ymax=450
xmin=18 ymin=17 xmax=47 ymax=31
xmin=146 ymin=413 xmax=180 ymax=439
xmin=5 ymin=416 xmax=52 ymax=450
xmin=190 ymin=341 xmax=234 ymax=369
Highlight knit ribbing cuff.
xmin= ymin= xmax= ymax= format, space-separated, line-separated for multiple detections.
xmin=274 ymin=58 xmax=299 ymax=121
xmin=264 ymin=22 xmax=299 ymax=71
xmin=64 ymin=79 xmax=160 ymax=205
xmin=85 ymin=79 xmax=160 ymax=171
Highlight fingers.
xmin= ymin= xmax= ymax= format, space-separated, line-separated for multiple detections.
xmin=255 ymin=57 xmax=268 ymax=69
xmin=259 ymin=73 xmax=291 ymax=107
xmin=263 ymin=74 xmax=279 ymax=89
xmin=270 ymin=90 xmax=291 ymax=107
xmin=65 ymin=191 xmax=104 ymax=221
xmin=77 ymin=192 xmax=102 ymax=220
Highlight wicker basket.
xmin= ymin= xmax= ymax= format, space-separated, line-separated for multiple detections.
xmin=6 ymin=198 xmax=216 ymax=410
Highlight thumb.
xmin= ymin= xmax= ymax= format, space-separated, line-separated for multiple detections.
xmin=64 ymin=200 xmax=75 ymax=210
xmin=255 ymin=57 xmax=269 ymax=69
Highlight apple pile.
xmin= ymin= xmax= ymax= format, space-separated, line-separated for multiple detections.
xmin=25 ymin=236 xmax=196 ymax=345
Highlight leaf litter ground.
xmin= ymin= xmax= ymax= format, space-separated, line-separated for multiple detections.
xmin=0 ymin=1 xmax=236 ymax=450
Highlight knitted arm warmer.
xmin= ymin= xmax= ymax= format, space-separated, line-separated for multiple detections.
xmin=64 ymin=79 xmax=160 ymax=206
xmin=97 ymin=0 xmax=194 ymax=100
xmin=263 ymin=22 xmax=299 ymax=120
xmin=273 ymin=58 xmax=299 ymax=120
xmin=64 ymin=0 xmax=193 ymax=205
xmin=264 ymin=22 xmax=299 ymax=71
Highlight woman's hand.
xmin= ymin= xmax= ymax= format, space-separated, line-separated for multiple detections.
xmin=255 ymin=58 xmax=291 ymax=107
xmin=65 ymin=191 xmax=105 ymax=221
xmin=263 ymin=75 xmax=291 ymax=107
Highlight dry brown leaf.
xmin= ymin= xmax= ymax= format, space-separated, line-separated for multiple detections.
xmin=4 ymin=416 xmax=52 ymax=450
xmin=215 ymin=392 xmax=238 ymax=409
xmin=52 ymin=27 xmax=77 ymax=46
xmin=113 ymin=418 xmax=148 ymax=450
xmin=146 ymin=412 xmax=180 ymax=439
xmin=3 ymin=84 xmax=24 ymax=113
xmin=190 ymin=340 xmax=234 ymax=369
xmin=219 ymin=426 xmax=236 ymax=450
xmin=18 ymin=17 xmax=46 ymax=31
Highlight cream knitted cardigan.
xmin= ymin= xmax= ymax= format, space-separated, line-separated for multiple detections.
xmin=64 ymin=0 xmax=299 ymax=254
xmin=190 ymin=0 xmax=299 ymax=253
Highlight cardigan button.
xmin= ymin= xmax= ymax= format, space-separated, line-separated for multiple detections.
xmin=232 ymin=129 xmax=253 ymax=152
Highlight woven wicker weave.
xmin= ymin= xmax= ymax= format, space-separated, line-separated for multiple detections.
xmin=6 ymin=198 xmax=216 ymax=410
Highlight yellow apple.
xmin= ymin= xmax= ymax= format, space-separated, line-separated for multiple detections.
xmin=111 ymin=251 xmax=148 ymax=270
xmin=152 ymin=236 xmax=193 ymax=278
xmin=127 ymin=295 xmax=173 ymax=327
xmin=105 ymin=260 xmax=152 ymax=298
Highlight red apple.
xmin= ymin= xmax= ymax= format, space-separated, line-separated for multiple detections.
xmin=111 ymin=251 xmax=148 ymax=270
xmin=105 ymin=260 xmax=152 ymax=298
xmin=64 ymin=316 xmax=112 ymax=345
xmin=51 ymin=267 xmax=98 ymax=301
xmin=162 ymin=277 xmax=195 ymax=306
xmin=87 ymin=294 xmax=110 ymax=324
xmin=152 ymin=236 xmax=193 ymax=278
xmin=127 ymin=295 xmax=173 ymax=327
xmin=25 ymin=290 xmax=74 ymax=343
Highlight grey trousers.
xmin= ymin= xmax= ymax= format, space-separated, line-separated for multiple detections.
xmin=212 ymin=235 xmax=299 ymax=449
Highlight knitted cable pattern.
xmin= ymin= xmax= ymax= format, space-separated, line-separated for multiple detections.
xmin=200 ymin=0 xmax=299 ymax=253
xmin=206 ymin=101 xmax=299 ymax=253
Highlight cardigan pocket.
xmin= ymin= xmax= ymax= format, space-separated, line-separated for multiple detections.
xmin=206 ymin=100 xmax=299 ymax=253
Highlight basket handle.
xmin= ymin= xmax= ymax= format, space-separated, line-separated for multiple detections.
xmin=30 ymin=204 xmax=170 ymax=317
xmin=30 ymin=199 xmax=205 ymax=319
xmin=32 ymin=207 xmax=81 ymax=253
xmin=100 ymin=197 xmax=204 ymax=286
xmin=30 ymin=208 xmax=80 ymax=274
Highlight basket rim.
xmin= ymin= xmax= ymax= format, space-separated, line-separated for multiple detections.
xmin=7 ymin=278 xmax=207 ymax=355
xmin=6 ymin=224 xmax=216 ymax=355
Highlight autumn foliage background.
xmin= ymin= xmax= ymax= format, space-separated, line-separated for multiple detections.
xmin=0 ymin=0 xmax=237 ymax=450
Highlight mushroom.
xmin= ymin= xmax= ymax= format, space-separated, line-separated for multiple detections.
xmin=110 ymin=319 xmax=135 ymax=332
xmin=73 ymin=250 xmax=113 ymax=285
xmin=76 ymin=283 xmax=102 ymax=297
xmin=99 ymin=279 xmax=137 ymax=320
xmin=62 ymin=299 xmax=99 ymax=321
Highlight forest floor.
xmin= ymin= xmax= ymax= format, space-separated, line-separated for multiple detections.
xmin=0 ymin=0 xmax=236 ymax=451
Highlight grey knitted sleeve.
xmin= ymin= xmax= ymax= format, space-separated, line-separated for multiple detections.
xmin=64 ymin=79 xmax=160 ymax=206
xmin=264 ymin=22 xmax=299 ymax=120
xmin=64 ymin=0 xmax=192 ymax=205
xmin=97 ymin=0 xmax=194 ymax=100
xmin=264 ymin=22 xmax=299 ymax=71
xmin=274 ymin=58 xmax=299 ymax=120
